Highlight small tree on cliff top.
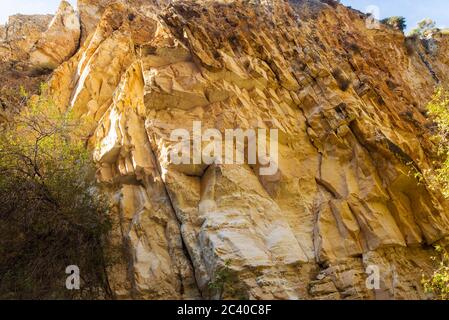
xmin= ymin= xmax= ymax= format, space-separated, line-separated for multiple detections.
xmin=410 ymin=18 xmax=439 ymax=38
xmin=381 ymin=16 xmax=407 ymax=32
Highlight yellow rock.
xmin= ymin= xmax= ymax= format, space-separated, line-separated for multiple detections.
xmin=5 ymin=0 xmax=449 ymax=300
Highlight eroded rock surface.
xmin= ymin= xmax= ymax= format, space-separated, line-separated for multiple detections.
xmin=30 ymin=1 xmax=81 ymax=69
xmin=5 ymin=0 xmax=449 ymax=300
xmin=0 ymin=14 xmax=53 ymax=63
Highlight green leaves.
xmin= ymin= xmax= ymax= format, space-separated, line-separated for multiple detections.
xmin=422 ymin=245 xmax=449 ymax=300
xmin=0 ymin=89 xmax=113 ymax=299
xmin=381 ymin=16 xmax=407 ymax=32
xmin=421 ymin=90 xmax=449 ymax=299
xmin=427 ymin=88 xmax=449 ymax=198
xmin=409 ymin=19 xmax=439 ymax=38
xmin=207 ymin=260 xmax=247 ymax=300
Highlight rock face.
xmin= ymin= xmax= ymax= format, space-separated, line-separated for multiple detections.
xmin=0 ymin=14 xmax=53 ymax=63
xmin=0 ymin=1 xmax=80 ymax=69
xmin=0 ymin=25 xmax=6 ymax=40
xmin=5 ymin=0 xmax=449 ymax=299
xmin=0 ymin=13 xmax=57 ymax=121
xmin=29 ymin=1 xmax=80 ymax=69
xmin=77 ymin=0 xmax=114 ymax=43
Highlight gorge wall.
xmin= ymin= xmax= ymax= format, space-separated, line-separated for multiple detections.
xmin=2 ymin=0 xmax=449 ymax=300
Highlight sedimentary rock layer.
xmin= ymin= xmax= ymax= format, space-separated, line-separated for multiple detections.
xmin=4 ymin=0 xmax=449 ymax=300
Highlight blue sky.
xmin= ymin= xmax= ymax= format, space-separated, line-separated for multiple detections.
xmin=0 ymin=0 xmax=448 ymax=32
xmin=341 ymin=0 xmax=449 ymax=32
xmin=0 ymin=0 xmax=76 ymax=24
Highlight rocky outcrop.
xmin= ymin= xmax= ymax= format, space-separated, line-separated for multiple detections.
xmin=0 ymin=14 xmax=57 ymax=121
xmin=78 ymin=0 xmax=114 ymax=43
xmin=29 ymin=1 xmax=80 ymax=69
xmin=0 ymin=25 xmax=6 ymax=40
xmin=0 ymin=2 xmax=80 ymax=122
xmin=0 ymin=1 xmax=80 ymax=69
xmin=77 ymin=0 xmax=173 ymax=43
xmin=5 ymin=0 xmax=449 ymax=300
xmin=0 ymin=14 xmax=53 ymax=63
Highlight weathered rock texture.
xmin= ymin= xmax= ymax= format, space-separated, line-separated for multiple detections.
xmin=0 ymin=14 xmax=53 ymax=63
xmin=0 ymin=1 xmax=80 ymax=69
xmin=4 ymin=0 xmax=449 ymax=300
xmin=29 ymin=1 xmax=81 ymax=69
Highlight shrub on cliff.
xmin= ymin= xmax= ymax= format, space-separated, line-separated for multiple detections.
xmin=0 ymin=87 xmax=114 ymax=299
xmin=410 ymin=19 xmax=439 ymax=38
xmin=421 ymin=89 xmax=449 ymax=300
xmin=208 ymin=260 xmax=248 ymax=300
xmin=381 ymin=16 xmax=407 ymax=32
xmin=422 ymin=245 xmax=449 ymax=300
xmin=426 ymin=88 xmax=449 ymax=198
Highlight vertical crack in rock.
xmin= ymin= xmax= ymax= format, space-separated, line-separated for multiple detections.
xmin=142 ymin=111 xmax=205 ymax=298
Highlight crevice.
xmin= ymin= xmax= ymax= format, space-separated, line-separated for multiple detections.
xmin=115 ymin=190 xmax=140 ymax=299
xmin=315 ymin=177 xmax=340 ymax=199
xmin=137 ymin=58 xmax=203 ymax=297
xmin=417 ymin=50 xmax=439 ymax=83
xmin=144 ymin=127 xmax=204 ymax=298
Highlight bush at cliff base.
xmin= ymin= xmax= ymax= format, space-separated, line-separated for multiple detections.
xmin=0 ymin=86 xmax=114 ymax=299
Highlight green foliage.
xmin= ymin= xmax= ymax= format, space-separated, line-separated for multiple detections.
xmin=420 ymin=90 xmax=449 ymax=299
xmin=0 ymin=88 xmax=114 ymax=299
xmin=208 ymin=260 xmax=247 ymax=300
xmin=422 ymin=245 xmax=449 ymax=300
xmin=409 ymin=18 xmax=439 ymax=38
xmin=427 ymin=88 xmax=449 ymax=198
xmin=381 ymin=16 xmax=407 ymax=32
xmin=208 ymin=260 xmax=233 ymax=299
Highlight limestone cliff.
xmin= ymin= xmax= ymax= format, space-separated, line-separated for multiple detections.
xmin=3 ymin=0 xmax=449 ymax=300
